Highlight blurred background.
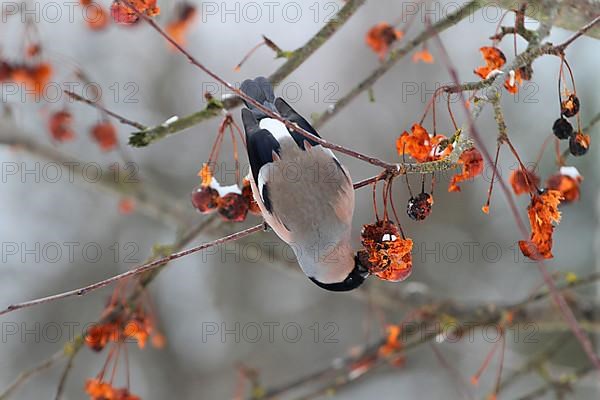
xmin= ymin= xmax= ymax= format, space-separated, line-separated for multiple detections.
xmin=0 ymin=0 xmax=598 ymax=398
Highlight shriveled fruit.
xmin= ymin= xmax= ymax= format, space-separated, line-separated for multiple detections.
xmin=407 ymin=192 xmax=433 ymax=221
xmin=191 ymin=186 xmax=219 ymax=213
xmin=552 ymin=117 xmax=573 ymax=140
xmin=569 ymin=132 xmax=590 ymax=156
xmin=241 ymin=179 xmax=261 ymax=215
xmin=561 ymin=94 xmax=580 ymax=118
xmin=218 ymin=192 xmax=249 ymax=222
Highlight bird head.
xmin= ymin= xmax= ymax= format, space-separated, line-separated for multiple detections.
xmin=309 ymin=254 xmax=370 ymax=292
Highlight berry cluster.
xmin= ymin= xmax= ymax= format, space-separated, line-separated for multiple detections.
xmin=552 ymin=96 xmax=590 ymax=156
xmin=192 ymin=178 xmax=261 ymax=222
xmin=110 ymin=0 xmax=160 ymax=25
xmin=47 ymin=109 xmax=118 ymax=151
xmin=191 ymin=114 xmax=258 ymax=222
xmin=552 ymin=59 xmax=591 ymax=157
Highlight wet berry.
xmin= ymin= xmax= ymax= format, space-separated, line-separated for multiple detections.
xmin=218 ymin=193 xmax=249 ymax=222
xmin=552 ymin=117 xmax=573 ymax=140
xmin=569 ymin=132 xmax=590 ymax=156
xmin=407 ymin=192 xmax=433 ymax=221
xmin=561 ymin=94 xmax=580 ymax=118
xmin=191 ymin=186 xmax=219 ymax=213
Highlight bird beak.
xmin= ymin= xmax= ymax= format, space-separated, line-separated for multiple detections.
xmin=355 ymin=255 xmax=371 ymax=278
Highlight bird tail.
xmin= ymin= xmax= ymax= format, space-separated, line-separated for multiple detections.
xmin=240 ymin=77 xmax=275 ymax=111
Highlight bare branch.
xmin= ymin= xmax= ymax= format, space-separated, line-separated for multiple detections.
xmin=0 ymin=130 xmax=190 ymax=227
xmin=64 ymin=90 xmax=147 ymax=130
xmin=0 ymin=224 xmax=264 ymax=317
xmin=429 ymin=19 xmax=600 ymax=372
xmin=0 ymin=350 xmax=64 ymax=400
xmin=256 ymin=271 xmax=600 ymax=399
xmin=312 ymin=0 xmax=485 ymax=128
xmin=127 ymin=0 xmax=366 ymax=145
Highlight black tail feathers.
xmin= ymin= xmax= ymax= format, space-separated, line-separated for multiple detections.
xmin=240 ymin=77 xmax=275 ymax=109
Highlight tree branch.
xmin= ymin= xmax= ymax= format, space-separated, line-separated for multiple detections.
xmin=0 ymin=223 xmax=263 ymax=317
xmin=256 ymin=272 xmax=600 ymax=400
xmin=0 ymin=350 xmax=64 ymax=400
xmin=312 ymin=0 xmax=485 ymax=128
xmin=425 ymin=7 xmax=600 ymax=373
xmin=498 ymin=0 xmax=600 ymax=39
xmin=127 ymin=0 xmax=366 ymax=146
xmin=124 ymin=0 xmax=600 ymax=146
xmin=0 ymin=131 xmax=190 ymax=227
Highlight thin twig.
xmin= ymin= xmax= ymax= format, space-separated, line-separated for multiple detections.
xmin=127 ymin=0 xmax=366 ymax=145
xmin=0 ymin=224 xmax=264 ymax=317
xmin=312 ymin=0 xmax=485 ymax=129
xmin=0 ymin=132 xmax=190 ymax=227
xmin=429 ymin=20 xmax=600 ymax=372
xmin=64 ymin=91 xmax=147 ymax=130
xmin=0 ymin=350 xmax=64 ymax=400
xmin=516 ymin=365 xmax=593 ymax=400
xmin=43 ymin=216 xmax=219 ymax=399
xmin=553 ymin=15 xmax=600 ymax=52
xmin=257 ymin=271 xmax=600 ymax=399
xmin=54 ymin=349 xmax=77 ymax=400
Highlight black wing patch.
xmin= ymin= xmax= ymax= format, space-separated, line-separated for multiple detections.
xmin=242 ymin=108 xmax=281 ymax=187
xmin=332 ymin=157 xmax=349 ymax=181
xmin=261 ymin=184 xmax=272 ymax=212
xmin=274 ymin=97 xmax=321 ymax=149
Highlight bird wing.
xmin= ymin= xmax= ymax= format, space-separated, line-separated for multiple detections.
xmin=274 ymin=97 xmax=322 ymax=149
xmin=242 ymin=108 xmax=292 ymax=240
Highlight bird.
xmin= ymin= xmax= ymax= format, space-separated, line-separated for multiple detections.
xmin=240 ymin=77 xmax=369 ymax=291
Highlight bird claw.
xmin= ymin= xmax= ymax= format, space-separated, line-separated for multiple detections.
xmin=262 ymin=221 xmax=271 ymax=232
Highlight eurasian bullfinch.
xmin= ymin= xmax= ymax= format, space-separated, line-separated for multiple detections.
xmin=240 ymin=77 xmax=369 ymax=291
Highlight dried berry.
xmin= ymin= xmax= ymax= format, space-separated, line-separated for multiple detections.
xmin=510 ymin=168 xmax=540 ymax=196
xmin=561 ymin=94 xmax=580 ymax=118
xmin=118 ymin=198 xmax=135 ymax=214
xmin=360 ymin=220 xmax=413 ymax=282
xmin=546 ymin=167 xmax=582 ymax=203
xmin=569 ymin=132 xmax=590 ymax=156
xmin=448 ymin=147 xmax=484 ymax=192
xmin=474 ymin=47 xmax=506 ymax=79
xmin=518 ymin=190 xmax=562 ymax=260
xmin=90 ymin=121 xmax=117 ymax=151
xmin=191 ymin=186 xmax=219 ymax=213
xmin=407 ymin=192 xmax=433 ymax=221
xmin=0 ymin=61 xmax=11 ymax=81
xmin=396 ymin=123 xmax=452 ymax=163
xmin=48 ymin=110 xmax=75 ymax=142
xmin=86 ymin=2 xmax=109 ymax=31
xmin=552 ymin=117 xmax=573 ymax=140
xmin=242 ymin=178 xmax=261 ymax=215
xmin=412 ymin=48 xmax=434 ymax=64
xmin=110 ymin=0 xmax=160 ymax=25
xmin=86 ymin=377 xmax=141 ymax=400
xmin=365 ymin=22 xmax=403 ymax=60
xmin=84 ymin=324 xmax=110 ymax=352
xmin=165 ymin=3 xmax=197 ymax=47
xmin=218 ymin=192 xmax=249 ymax=222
